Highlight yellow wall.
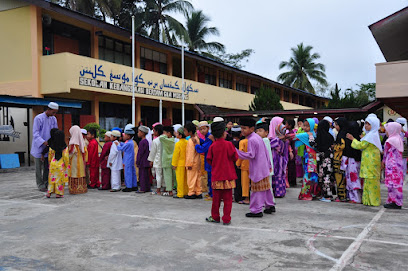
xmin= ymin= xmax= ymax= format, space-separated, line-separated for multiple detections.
xmin=0 ymin=6 xmax=33 ymax=95
xmin=41 ymin=53 xmax=312 ymax=111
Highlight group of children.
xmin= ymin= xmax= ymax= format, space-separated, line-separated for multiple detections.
xmin=43 ymin=113 xmax=406 ymax=225
xmin=293 ymin=115 xmax=406 ymax=210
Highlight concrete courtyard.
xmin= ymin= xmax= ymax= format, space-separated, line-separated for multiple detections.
xmin=0 ymin=167 xmax=407 ymax=271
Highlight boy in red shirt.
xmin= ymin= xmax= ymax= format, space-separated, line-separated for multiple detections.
xmin=87 ymin=128 xmax=100 ymax=189
xmin=206 ymin=121 xmax=238 ymax=225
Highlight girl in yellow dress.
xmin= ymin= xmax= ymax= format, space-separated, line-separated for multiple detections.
xmin=46 ymin=130 xmax=69 ymax=198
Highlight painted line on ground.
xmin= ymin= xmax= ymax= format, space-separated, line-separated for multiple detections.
xmin=329 ymin=208 xmax=385 ymax=271
xmin=0 ymin=199 xmax=61 ymax=208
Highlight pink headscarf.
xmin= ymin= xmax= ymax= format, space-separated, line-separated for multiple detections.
xmin=69 ymin=125 xmax=86 ymax=153
xmin=385 ymin=122 xmax=404 ymax=152
xmin=268 ymin=116 xmax=284 ymax=139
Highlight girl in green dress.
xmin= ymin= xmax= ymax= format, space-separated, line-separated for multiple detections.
xmin=346 ymin=115 xmax=382 ymax=206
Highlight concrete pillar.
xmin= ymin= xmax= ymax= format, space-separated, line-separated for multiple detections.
xmin=91 ymin=26 xmax=98 ymax=58
xmin=91 ymin=95 xmax=99 ymax=124
xmin=166 ymin=102 xmax=173 ymax=123
xmin=167 ymin=53 xmax=173 ymax=76
xmin=193 ymin=61 xmax=198 ymax=82
xmin=136 ymin=42 xmax=141 ymax=69
xmin=232 ymin=73 xmax=237 ymax=90
xmin=247 ymin=78 xmax=251 ymax=94
xmin=136 ymin=99 xmax=141 ymax=124
xmin=216 ymin=69 xmax=219 ymax=87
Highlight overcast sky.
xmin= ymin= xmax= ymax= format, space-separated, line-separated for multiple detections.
xmin=175 ymin=0 xmax=407 ymax=95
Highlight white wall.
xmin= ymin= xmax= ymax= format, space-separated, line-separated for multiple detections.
xmin=0 ymin=107 xmax=32 ymax=165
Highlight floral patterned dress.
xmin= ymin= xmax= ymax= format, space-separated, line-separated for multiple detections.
xmin=298 ymin=134 xmax=319 ymax=200
xmin=383 ymin=142 xmax=404 ymax=206
xmin=351 ymin=139 xmax=381 ymax=206
xmin=310 ymin=137 xmax=335 ymax=199
xmin=48 ymin=148 xmax=70 ymax=196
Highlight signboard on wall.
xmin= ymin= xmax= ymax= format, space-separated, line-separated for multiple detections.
xmin=383 ymin=105 xmax=402 ymax=122
xmin=78 ymin=64 xmax=199 ymax=100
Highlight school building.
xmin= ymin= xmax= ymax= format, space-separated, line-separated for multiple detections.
xmin=0 ymin=0 xmax=329 ymax=163
xmin=369 ymin=6 xmax=408 ymax=119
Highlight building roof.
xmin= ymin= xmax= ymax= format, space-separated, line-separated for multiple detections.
xmin=0 ymin=95 xmax=82 ymax=108
xmin=22 ymin=0 xmax=329 ymax=101
xmin=196 ymin=100 xmax=383 ymax=119
xmin=369 ymin=6 xmax=408 ymax=62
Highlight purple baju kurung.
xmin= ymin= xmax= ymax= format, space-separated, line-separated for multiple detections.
xmin=270 ymin=137 xmax=288 ymax=197
xmin=237 ymin=132 xmax=275 ymax=214
xmin=383 ymin=142 xmax=404 ymax=206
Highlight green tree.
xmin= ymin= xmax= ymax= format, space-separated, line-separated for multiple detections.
xmin=327 ymin=83 xmax=376 ymax=109
xmin=181 ymin=10 xmax=224 ymax=54
xmin=277 ymin=43 xmax=328 ymax=94
xmin=249 ymin=87 xmax=283 ymax=111
xmin=143 ymin=0 xmax=193 ymax=45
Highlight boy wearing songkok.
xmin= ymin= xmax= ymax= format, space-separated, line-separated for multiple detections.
xmin=231 ymin=125 xmax=243 ymax=202
xmin=237 ymin=117 xmax=275 ymax=217
xmin=206 ymin=121 xmax=238 ymax=225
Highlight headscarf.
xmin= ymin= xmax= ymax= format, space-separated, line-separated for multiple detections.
xmin=385 ymin=122 xmax=404 ymax=152
xmin=315 ymin=120 xmax=333 ymax=154
xmin=268 ymin=116 xmax=284 ymax=139
xmin=48 ymin=128 xmax=59 ymax=151
xmin=344 ymin=121 xmax=362 ymax=161
xmin=52 ymin=130 xmax=67 ymax=160
xmin=396 ymin=118 xmax=407 ymax=132
xmin=361 ymin=116 xmax=382 ymax=152
xmin=295 ymin=118 xmax=316 ymax=149
xmin=335 ymin=117 xmax=348 ymax=144
xmin=69 ymin=125 xmax=85 ymax=153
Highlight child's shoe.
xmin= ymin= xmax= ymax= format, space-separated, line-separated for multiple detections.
xmin=245 ymin=212 xmax=263 ymax=218
xmin=264 ymin=206 xmax=276 ymax=214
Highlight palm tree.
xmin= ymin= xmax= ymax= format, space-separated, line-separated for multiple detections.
xmin=143 ymin=0 xmax=193 ymax=45
xmin=181 ymin=10 xmax=224 ymax=54
xmin=277 ymin=43 xmax=327 ymax=94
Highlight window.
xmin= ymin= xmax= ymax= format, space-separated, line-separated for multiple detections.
xmin=98 ymin=36 xmax=132 ymax=66
xmin=284 ymin=90 xmax=290 ymax=102
xmin=292 ymin=93 xmax=299 ymax=104
xmin=42 ymin=19 xmax=90 ymax=57
xmin=299 ymin=95 xmax=304 ymax=105
xmin=198 ymin=65 xmax=216 ymax=86
xmin=140 ymin=47 xmax=167 ymax=74
xmin=275 ymin=88 xmax=281 ymax=98
xmin=251 ymin=81 xmax=261 ymax=95
xmin=236 ymin=77 xmax=248 ymax=92
xmin=219 ymin=71 xmax=232 ymax=89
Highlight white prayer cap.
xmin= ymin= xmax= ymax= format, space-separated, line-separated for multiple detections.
xmin=213 ymin=117 xmax=224 ymax=123
xmin=104 ymin=131 xmax=112 ymax=137
xmin=48 ymin=102 xmax=59 ymax=110
xmin=173 ymin=124 xmax=182 ymax=132
xmin=138 ymin=125 xmax=149 ymax=134
xmin=323 ymin=116 xmax=333 ymax=123
xmin=124 ymin=124 xmax=135 ymax=135
xmin=111 ymin=130 xmax=121 ymax=138
xmin=231 ymin=125 xmax=241 ymax=132
xmin=198 ymin=121 xmax=210 ymax=128
xmin=80 ymin=129 xmax=87 ymax=135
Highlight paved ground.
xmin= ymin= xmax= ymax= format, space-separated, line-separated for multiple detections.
xmin=0 ymin=168 xmax=407 ymax=271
